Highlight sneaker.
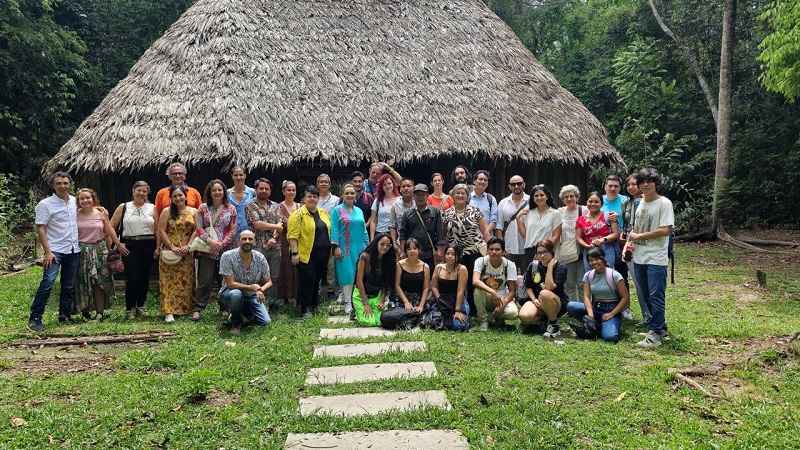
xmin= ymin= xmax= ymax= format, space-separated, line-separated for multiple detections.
xmin=344 ymin=302 xmax=353 ymax=314
xmin=230 ymin=326 xmax=241 ymax=335
xmin=27 ymin=319 xmax=45 ymax=332
xmin=164 ymin=314 xmax=175 ymax=323
xmin=479 ymin=320 xmax=489 ymax=332
xmin=543 ymin=323 xmax=562 ymax=338
xmin=136 ymin=307 xmax=149 ymax=317
xmin=349 ymin=310 xmax=356 ymax=321
xmin=636 ymin=316 xmax=651 ymax=327
xmin=637 ymin=330 xmax=662 ymax=347
xmin=58 ymin=315 xmax=77 ymax=325
xmin=125 ymin=310 xmax=136 ymax=320
xmin=660 ymin=329 xmax=671 ymax=341
xmin=302 ymin=311 xmax=313 ymax=320
xmin=622 ymin=308 xmax=633 ymax=320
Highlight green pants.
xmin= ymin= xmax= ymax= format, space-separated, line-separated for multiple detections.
xmin=353 ymin=289 xmax=383 ymax=327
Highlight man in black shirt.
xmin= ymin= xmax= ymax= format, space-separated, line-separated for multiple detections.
xmin=398 ymin=184 xmax=445 ymax=271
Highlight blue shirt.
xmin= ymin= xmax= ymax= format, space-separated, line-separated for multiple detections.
xmin=601 ymin=194 xmax=627 ymax=231
xmin=469 ymin=191 xmax=498 ymax=226
xmin=228 ymin=187 xmax=256 ymax=242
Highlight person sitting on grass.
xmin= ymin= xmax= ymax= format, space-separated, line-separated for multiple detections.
xmin=566 ymin=247 xmax=629 ymax=343
xmin=218 ymin=230 xmax=272 ymax=334
xmin=429 ymin=243 xmax=470 ymax=331
xmin=519 ymin=239 xmax=570 ymax=338
xmin=353 ymin=233 xmax=397 ymax=326
xmin=473 ymin=237 xmax=518 ymax=331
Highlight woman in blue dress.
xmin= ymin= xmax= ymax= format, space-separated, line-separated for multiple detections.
xmin=331 ymin=184 xmax=370 ymax=315
xmin=227 ymin=165 xmax=256 ymax=244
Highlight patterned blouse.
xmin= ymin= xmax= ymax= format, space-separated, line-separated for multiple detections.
xmin=196 ymin=203 xmax=237 ymax=260
xmin=443 ymin=205 xmax=484 ymax=256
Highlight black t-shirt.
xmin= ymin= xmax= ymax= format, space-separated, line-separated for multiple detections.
xmin=310 ymin=210 xmax=330 ymax=254
xmin=524 ymin=260 xmax=569 ymax=302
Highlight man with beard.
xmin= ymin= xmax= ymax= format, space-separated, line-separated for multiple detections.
xmin=218 ymin=230 xmax=273 ymax=334
xmin=495 ymin=175 xmax=529 ymax=272
xmin=389 ymin=177 xmax=416 ymax=258
xmin=451 ymin=165 xmax=473 ymax=192
xmin=245 ymin=178 xmax=283 ymax=308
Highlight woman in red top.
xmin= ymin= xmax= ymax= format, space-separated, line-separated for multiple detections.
xmin=576 ymin=191 xmax=619 ymax=274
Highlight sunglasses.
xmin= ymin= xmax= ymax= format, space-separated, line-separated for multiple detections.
xmin=509 ymin=182 xmax=524 ymax=187
xmin=378 ymin=242 xmax=392 ymax=248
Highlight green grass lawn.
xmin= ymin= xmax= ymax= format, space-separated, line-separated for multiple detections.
xmin=1 ymin=243 xmax=799 ymax=449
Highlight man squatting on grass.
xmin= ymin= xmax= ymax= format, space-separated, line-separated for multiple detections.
xmin=472 ymin=237 xmax=519 ymax=332
xmin=625 ymin=168 xmax=674 ymax=348
xmin=218 ymin=230 xmax=273 ymax=334
xmin=28 ymin=172 xmax=81 ymax=332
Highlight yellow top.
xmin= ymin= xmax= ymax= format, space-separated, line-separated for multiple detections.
xmin=286 ymin=205 xmax=331 ymax=263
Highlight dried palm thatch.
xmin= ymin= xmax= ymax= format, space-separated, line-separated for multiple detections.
xmin=46 ymin=0 xmax=623 ymax=174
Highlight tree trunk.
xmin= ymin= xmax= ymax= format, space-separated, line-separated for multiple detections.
xmin=711 ymin=0 xmax=736 ymax=235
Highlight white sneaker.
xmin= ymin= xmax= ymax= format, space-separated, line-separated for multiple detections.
xmin=479 ymin=320 xmax=489 ymax=332
xmin=637 ymin=330 xmax=662 ymax=347
xmin=660 ymin=329 xmax=671 ymax=341
xmin=543 ymin=323 xmax=562 ymax=338
xmin=164 ymin=314 xmax=175 ymax=323
xmin=344 ymin=302 xmax=353 ymax=314
xmin=622 ymin=308 xmax=633 ymax=320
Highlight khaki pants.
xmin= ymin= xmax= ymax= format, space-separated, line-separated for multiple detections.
xmin=474 ymin=289 xmax=519 ymax=322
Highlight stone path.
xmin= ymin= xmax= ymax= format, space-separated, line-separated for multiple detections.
xmin=285 ymin=308 xmax=468 ymax=449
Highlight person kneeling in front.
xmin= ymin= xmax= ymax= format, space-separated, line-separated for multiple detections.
xmin=473 ymin=237 xmax=518 ymax=331
xmin=218 ymin=230 xmax=272 ymax=334
xmin=518 ymin=239 xmax=570 ymax=338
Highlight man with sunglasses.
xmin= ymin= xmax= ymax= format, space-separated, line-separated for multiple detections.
xmin=496 ymin=175 xmax=529 ymax=272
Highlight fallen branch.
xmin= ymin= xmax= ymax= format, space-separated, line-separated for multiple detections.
xmin=668 ymin=362 xmax=726 ymax=376
xmin=718 ymin=228 xmax=794 ymax=255
xmin=675 ymin=373 xmax=725 ymax=401
xmin=726 ymin=234 xmax=800 ymax=248
xmin=14 ymin=331 xmax=179 ymax=347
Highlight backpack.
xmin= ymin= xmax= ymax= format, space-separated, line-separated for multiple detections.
xmin=479 ymin=255 xmax=508 ymax=285
xmin=587 ymin=269 xmax=620 ymax=299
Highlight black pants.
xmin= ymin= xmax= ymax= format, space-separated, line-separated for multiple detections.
xmin=122 ymin=238 xmax=156 ymax=310
xmin=296 ymin=249 xmax=329 ymax=313
xmin=461 ymin=252 xmax=481 ymax=317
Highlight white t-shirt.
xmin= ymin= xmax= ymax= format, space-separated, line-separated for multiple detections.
xmin=497 ymin=194 xmax=529 ymax=255
xmin=473 ymin=256 xmax=517 ymax=296
xmin=632 ymin=196 xmax=674 ymax=266
xmin=318 ymin=194 xmax=340 ymax=215
xmin=371 ymin=198 xmax=394 ymax=233
xmin=523 ymin=207 xmax=563 ymax=249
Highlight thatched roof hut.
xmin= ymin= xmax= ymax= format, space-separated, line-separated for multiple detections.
xmin=46 ymin=0 xmax=621 ymax=178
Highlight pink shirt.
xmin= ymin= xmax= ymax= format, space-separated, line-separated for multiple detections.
xmin=77 ymin=212 xmax=105 ymax=243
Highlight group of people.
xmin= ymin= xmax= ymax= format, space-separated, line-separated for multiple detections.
xmin=27 ymin=163 xmax=673 ymax=347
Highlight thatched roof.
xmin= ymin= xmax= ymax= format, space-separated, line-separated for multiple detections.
xmin=46 ymin=0 xmax=623 ymax=174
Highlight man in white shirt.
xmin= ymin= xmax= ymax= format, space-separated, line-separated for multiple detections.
xmin=626 ymin=168 xmax=674 ymax=348
xmin=28 ymin=172 xmax=81 ymax=331
xmin=495 ymin=175 xmax=529 ymax=272
xmin=473 ymin=237 xmax=519 ymax=331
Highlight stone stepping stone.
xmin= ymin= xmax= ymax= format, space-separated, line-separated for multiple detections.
xmin=285 ymin=429 xmax=469 ymax=449
xmin=313 ymin=341 xmax=426 ymax=359
xmin=326 ymin=316 xmax=352 ymax=324
xmin=330 ymin=304 xmax=345 ymax=313
xmin=305 ymin=361 xmax=437 ymax=385
xmin=319 ymin=327 xmax=419 ymax=339
xmin=299 ymin=390 xmax=449 ymax=417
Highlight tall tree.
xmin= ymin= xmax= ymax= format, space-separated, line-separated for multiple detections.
xmin=711 ymin=0 xmax=735 ymax=235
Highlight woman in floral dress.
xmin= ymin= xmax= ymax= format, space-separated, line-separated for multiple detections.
xmin=157 ymin=185 xmax=198 ymax=322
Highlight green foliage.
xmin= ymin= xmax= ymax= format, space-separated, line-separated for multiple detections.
xmin=758 ymin=0 xmax=800 ymax=102
xmin=0 ymin=173 xmax=36 ymax=269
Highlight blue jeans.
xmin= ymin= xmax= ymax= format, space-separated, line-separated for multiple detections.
xmin=452 ymin=302 xmax=471 ymax=331
xmin=567 ymin=301 xmax=621 ymax=343
xmin=634 ymin=264 xmax=667 ymax=333
xmin=30 ymin=251 xmax=80 ymax=320
xmin=582 ymin=243 xmax=617 ymax=273
xmin=219 ymin=289 xmax=271 ymax=327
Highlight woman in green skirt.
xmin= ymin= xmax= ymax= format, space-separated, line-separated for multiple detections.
xmin=352 ymin=233 xmax=396 ymax=326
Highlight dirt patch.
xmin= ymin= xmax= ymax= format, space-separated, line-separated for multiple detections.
xmin=204 ymin=390 xmax=240 ymax=408
xmin=0 ymin=341 xmax=159 ymax=377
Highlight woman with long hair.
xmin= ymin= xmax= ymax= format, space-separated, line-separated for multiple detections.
xmin=576 ymin=191 xmax=620 ymax=273
xmin=287 ymin=185 xmax=331 ymax=318
xmin=75 ymin=188 xmax=120 ymax=321
xmin=429 ymin=243 xmax=470 ymax=330
xmin=442 ymin=183 xmax=490 ymax=315
xmin=517 ymin=184 xmax=562 ymax=270
xmin=566 ymin=247 xmax=629 ymax=342
xmin=192 ymin=179 xmax=237 ymax=321
xmin=227 ymin=165 xmax=256 ymax=243
xmin=110 ymin=181 xmax=158 ymax=319
xmin=331 ymin=183 xmax=370 ymax=315
xmin=353 ymin=233 xmax=397 ymax=326
xmin=556 ymin=185 xmax=584 ymax=302
xmin=157 ymin=185 xmax=198 ymax=322
xmin=391 ymin=238 xmax=430 ymax=312
xmin=368 ymin=174 xmax=398 ymax=241
xmin=427 ymin=172 xmax=454 ymax=211
xmin=277 ymin=180 xmax=301 ymax=303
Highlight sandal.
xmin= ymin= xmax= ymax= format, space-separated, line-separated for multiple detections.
xmin=136 ymin=307 xmax=149 ymax=317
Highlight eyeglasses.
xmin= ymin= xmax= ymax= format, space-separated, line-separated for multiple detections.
xmin=536 ymin=250 xmax=550 ymax=256
xmin=170 ymin=172 xmax=186 ymax=176
xmin=509 ymin=182 xmax=524 ymax=187
xmin=378 ymin=242 xmax=392 ymax=248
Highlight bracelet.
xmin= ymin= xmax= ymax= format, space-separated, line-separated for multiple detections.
xmin=388 ymin=167 xmax=394 ymax=173
xmin=291 ymin=251 xmax=298 ymax=256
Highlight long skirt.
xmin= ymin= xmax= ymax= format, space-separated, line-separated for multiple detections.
xmin=75 ymin=241 xmax=115 ymax=313
xmin=278 ymin=234 xmax=299 ymax=300
xmin=352 ymin=289 xmax=383 ymax=327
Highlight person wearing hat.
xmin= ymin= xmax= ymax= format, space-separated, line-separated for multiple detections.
xmin=398 ymin=183 xmax=445 ymax=272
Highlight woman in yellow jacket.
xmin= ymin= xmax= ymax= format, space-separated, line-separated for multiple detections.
xmin=288 ymin=185 xmax=331 ymax=319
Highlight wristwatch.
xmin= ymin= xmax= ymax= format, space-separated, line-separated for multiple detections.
xmin=291 ymin=251 xmax=298 ymax=256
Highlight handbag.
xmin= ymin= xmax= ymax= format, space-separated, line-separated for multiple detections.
xmin=455 ymin=209 xmax=487 ymax=256
xmin=189 ymin=205 xmax=223 ymax=253
xmin=107 ymin=248 xmax=125 ymax=274
xmin=556 ymin=206 xmax=582 ymax=264
xmin=161 ymin=218 xmax=186 ymax=265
